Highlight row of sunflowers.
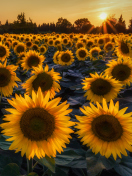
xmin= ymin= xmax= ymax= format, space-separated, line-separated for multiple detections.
xmin=0 ymin=32 xmax=132 ymax=176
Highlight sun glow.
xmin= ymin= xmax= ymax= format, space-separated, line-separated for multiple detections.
xmin=99 ymin=12 xmax=107 ymax=20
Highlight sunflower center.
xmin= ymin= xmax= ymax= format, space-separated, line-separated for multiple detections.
xmin=121 ymin=42 xmax=129 ymax=54
xmin=40 ymin=48 xmax=45 ymax=52
xmin=98 ymin=39 xmax=104 ymax=44
xmin=63 ymin=39 xmax=68 ymax=44
xmin=77 ymin=43 xmax=84 ymax=49
xmin=87 ymin=42 xmax=93 ymax=48
xmin=27 ymin=56 xmax=40 ymax=68
xmin=49 ymin=40 xmax=53 ymax=45
xmin=92 ymin=115 xmax=123 ymax=141
xmin=16 ymin=45 xmax=25 ymax=54
xmin=61 ymin=53 xmax=71 ymax=62
xmin=26 ymin=42 xmax=32 ymax=47
xmin=32 ymin=72 xmax=53 ymax=92
xmin=111 ymin=64 xmax=131 ymax=81
xmin=79 ymin=50 xmax=86 ymax=58
xmin=91 ymin=50 xmax=99 ymax=57
xmin=91 ymin=78 xmax=112 ymax=95
xmin=0 ymin=68 xmax=11 ymax=87
xmin=20 ymin=108 xmax=55 ymax=141
xmin=106 ymin=44 xmax=112 ymax=51
xmin=0 ymin=46 xmax=6 ymax=57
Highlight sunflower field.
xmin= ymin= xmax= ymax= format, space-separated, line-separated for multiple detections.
xmin=0 ymin=32 xmax=132 ymax=176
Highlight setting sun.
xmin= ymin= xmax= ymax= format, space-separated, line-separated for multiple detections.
xmin=99 ymin=12 xmax=107 ymax=20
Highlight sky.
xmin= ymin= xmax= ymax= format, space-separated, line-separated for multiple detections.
xmin=0 ymin=0 xmax=132 ymax=28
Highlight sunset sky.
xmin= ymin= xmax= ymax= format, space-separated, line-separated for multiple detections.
xmin=0 ymin=0 xmax=132 ymax=28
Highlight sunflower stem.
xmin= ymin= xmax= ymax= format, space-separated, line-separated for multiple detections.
xmin=42 ymin=168 xmax=49 ymax=176
xmin=27 ymin=158 xmax=33 ymax=174
xmin=32 ymin=161 xmax=38 ymax=171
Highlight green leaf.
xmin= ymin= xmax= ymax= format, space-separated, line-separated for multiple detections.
xmin=86 ymin=149 xmax=117 ymax=176
xmin=27 ymin=172 xmax=38 ymax=176
xmin=55 ymin=148 xmax=86 ymax=168
xmin=0 ymin=150 xmax=22 ymax=173
xmin=114 ymin=154 xmax=132 ymax=176
xmin=0 ymin=135 xmax=12 ymax=150
xmin=34 ymin=155 xmax=55 ymax=173
xmin=1 ymin=163 xmax=20 ymax=176
xmin=114 ymin=164 xmax=132 ymax=176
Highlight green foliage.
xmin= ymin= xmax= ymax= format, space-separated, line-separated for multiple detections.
xmin=1 ymin=163 xmax=20 ymax=176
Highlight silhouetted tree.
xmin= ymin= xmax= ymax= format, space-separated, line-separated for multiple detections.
xmin=115 ymin=14 xmax=126 ymax=33
xmin=56 ymin=17 xmax=72 ymax=33
xmin=17 ymin=12 xmax=26 ymax=24
xmin=74 ymin=18 xmax=90 ymax=32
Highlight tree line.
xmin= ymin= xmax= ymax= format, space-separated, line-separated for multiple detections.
xmin=0 ymin=12 xmax=132 ymax=34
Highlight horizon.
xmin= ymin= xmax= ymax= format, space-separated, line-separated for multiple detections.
xmin=0 ymin=0 xmax=132 ymax=28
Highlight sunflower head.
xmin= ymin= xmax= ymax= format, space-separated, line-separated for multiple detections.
xmin=0 ymin=60 xmax=21 ymax=96
xmin=53 ymin=51 xmax=60 ymax=64
xmin=86 ymin=40 xmax=94 ymax=49
xmin=62 ymin=38 xmax=69 ymax=45
xmin=104 ymin=42 xmax=115 ymax=52
xmin=115 ymin=39 xmax=132 ymax=58
xmin=76 ymin=47 xmax=88 ymax=61
xmin=58 ymin=50 xmax=74 ymax=66
xmin=0 ymin=88 xmax=74 ymax=159
xmin=48 ymin=38 xmax=54 ymax=46
xmin=89 ymin=47 xmax=101 ymax=60
xmin=105 ymin=58 xmax=132 ymax=86
xmin=14 ymin=43 xmax=26 ymax=55
xmin=75 ymin=98 xmax=132 ymax=160
xmin=39 ymin=45 xmax=47 ymax=54
xmin=82 ymin=72 xmax=122 ymax=103
xmin=32 ymin=44 xmax=39 ymax=51
xmin=76 ymin=41 xmax=85 ymax=49
xmin=21 ymin=50 xmax=45 ymax=71
xmin=26 ymin=41 xmax=33 ymax=48
xmin=0 ymin=43 xmax=10 ymax=61
xmin=22 ymin=65 xmax=62 ymax=99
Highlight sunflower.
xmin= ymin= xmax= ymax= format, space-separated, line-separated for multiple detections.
xmin=39 ymin=45 xmax=47 ymax=55
xmin=0 ymin=87 xmax=74 ymax=159
xmin=22 ymin=65 xmax=61 ymax=99
xmin=86 ymin=39 xmax=94 ymax=50
xmin=12 ymin=41 xmax=19 ymax=49
xmin=47 ymin=38 xmax=54 ymax=47
xmin=57 ymin=44 xmax=62 ymax=51
xmin=75 ymin=98 xmax=132 ymax=160
xmin=76 ymin=41 xmax=85 ymax=49
xmin=58 ymin=50 xmax=74 ymax=66
xmin=25 ymin=41 xmax=33 ymax=49
xmin=105 ymin=58 xmax=132 ymax=86
xmin=53 ymin=51 xmax=60 ymax=64
xmin=104 ymin=42 xmax=115 ymax=52
xmin=97 ymin=38 xmax=105 ymax=46
xmin=4 ymin=41 xmax=12 ymax=49
xmin=0 ymin=43 xmax=10 ymax=62
xmin=21 ymin=50 xmax=45 ymax=71
xmin=89 ymin=47 xmax=101 ymax=61
xmin=67 ymin=40 xmax=73 ymax=47
xmin=54 ymin=38 xmax=61 ymax=47
xmin=14 ymin=43 xmax=26 ymax=55
xmin=115 ymin=39 xmax=132 ymax=59
xmin=32 ymin=44 xmax=39 ymax=51
xmin=76 ymin=47 xmax=89 ymax=61
xmin=62 ymin=38 xmax=69 ymax=46
xmin=0 ymin=59 xmax=21 ymax=97
xmin=82 ymin=72 xmax=122 ymax=103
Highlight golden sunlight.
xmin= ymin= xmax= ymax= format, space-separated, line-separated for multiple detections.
xmin=99 ymin=12 xmax=107 ymax=20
